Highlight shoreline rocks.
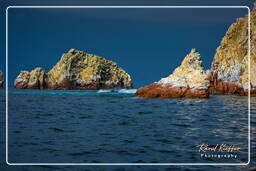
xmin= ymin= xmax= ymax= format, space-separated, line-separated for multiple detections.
xmin=135 ymin=49 xmax=210 ymax=98
xmin=0 ymin=71 xmax=4 ymax=88
xmin=209 ymin=5 xmax=256 ymax=96
xmin=135 ymin=83 xmax=209 ymax=98
xmin=14 ymin=49 xmax=133 ymax=90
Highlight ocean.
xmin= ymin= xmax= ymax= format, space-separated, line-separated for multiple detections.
xmin=0 ymin=88 xmax=255 ymax=170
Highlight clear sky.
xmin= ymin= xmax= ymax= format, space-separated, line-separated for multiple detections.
xmin=0 ymin=0 xmax=253 ymax=88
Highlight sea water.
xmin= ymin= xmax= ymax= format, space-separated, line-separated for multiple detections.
xmin=0 ymin=88 xmax=255 ymax=170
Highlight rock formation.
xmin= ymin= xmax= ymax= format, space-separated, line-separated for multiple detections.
xmin=0 ymin=71 xmax=4 ymax=88
xmin=14 ymin=49 xmax=133 ymax=90
xmin=135 ymin=49 xmax=210 ymax=98
xmin=14 ymin=67 xmax=47 ymax=89
xmin=209 ymin=4 xmax=256 ymax=96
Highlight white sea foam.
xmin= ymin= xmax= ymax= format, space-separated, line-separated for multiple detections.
xmin=97 ymin=89 xmax=137 ymax=94
xmin=118 ymin=89 xmax=137 ymax=94
xmin=97 ymin=89 xmax=113 ymax=93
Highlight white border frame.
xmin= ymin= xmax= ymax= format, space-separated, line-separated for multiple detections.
xmin=5 ymin=6 xmax=251 ymax=166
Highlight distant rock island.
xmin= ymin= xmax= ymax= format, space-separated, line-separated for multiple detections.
xmin=0 ymin=71 xmax=4 ymax=88
xmin=14 ymin=49 xmax=133 ymax=89
xmin=209 ymin=4 xmax=256 ymax=96
xmin=135 ymin=49 xmax=210 ymax=98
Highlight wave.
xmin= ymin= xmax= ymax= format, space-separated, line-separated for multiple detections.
xmin=118 ymin=89 xmax=137 ymax=94
xmin=97 ymin=89 xmax=113 ymax=93
xmin=97 ymin=89 xmax=137 ymax=94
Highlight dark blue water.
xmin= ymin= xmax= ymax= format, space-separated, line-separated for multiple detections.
xmin=0 ymin=88 xmax=256 ymax=170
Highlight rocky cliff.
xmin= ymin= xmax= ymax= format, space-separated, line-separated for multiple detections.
xmin=0 ymin=71 xmax=4 ymax=88
xmin=14 ymin=49 xmax=133 ymax=90
xmin=209 ymin=5 xmax=256 ymax=96
xmin=135 ymin=49 xmax=210 ymax=98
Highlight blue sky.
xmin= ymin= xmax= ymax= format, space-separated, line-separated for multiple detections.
xmin=0 ymin=0 xmax=253 ymax=88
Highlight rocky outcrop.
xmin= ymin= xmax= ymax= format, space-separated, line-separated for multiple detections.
xmin=14 ymin=49 xmax=133 ymax=90
xmin=0 ymin=71 xmax=4 ymax=88
xmin=135 ymin=49 xmax=210 ymax=98
xmin=47 ymin=49 xmax=132 ymax=89
xmin=209 ymin=5 xmax=256 ymax=96
xmin=14 ymin=67 xmax=47 ymax=89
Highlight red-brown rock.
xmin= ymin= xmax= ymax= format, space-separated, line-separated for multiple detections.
xmin=209 ymin=72 xmax=256 ymax=96
xmin=135 ymin=84 xmax=209 ymax=98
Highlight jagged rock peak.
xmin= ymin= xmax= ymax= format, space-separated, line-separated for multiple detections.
xmin=179 ymin=48 xmax=203 ymax=70
xmin=135 ymin=48 xmax=209 ymax=98
xmin=157 ymin=48 xmax=209 ymax=90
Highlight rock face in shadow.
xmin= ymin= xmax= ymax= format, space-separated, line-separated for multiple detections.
xmin=14 ymin=49 xmax=133 ymax=90
xmin=0 ymin=71 xmax=4 ymax=88
xmin=135 ymin=49 xmax=210 ymax=98
xmin=209 ymin=5 xmax=256 ymax=96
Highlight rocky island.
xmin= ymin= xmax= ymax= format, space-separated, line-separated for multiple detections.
xmin=209 ymin=4 xmax=256 ymax=96
xmin=0 ymin=71 xmax=4 ymax=88
xmin=136 ymin=4 xmax=256 ymax=98
xmin=14 ymin=49 xmax=133 ymax=90
xmin=135 ymin=49 xmax=210 ymax=98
